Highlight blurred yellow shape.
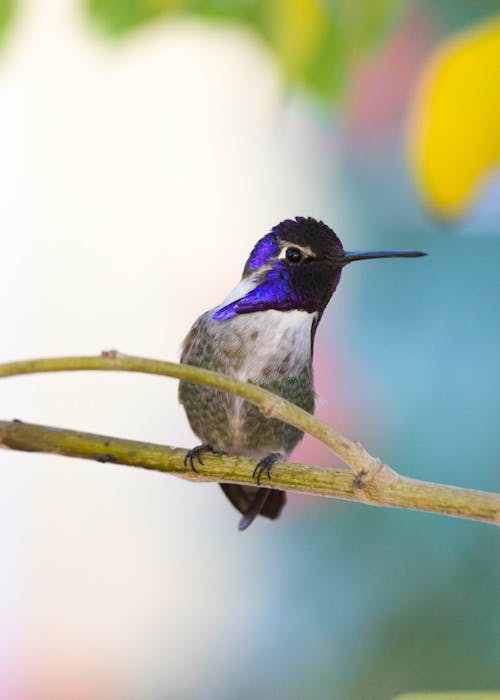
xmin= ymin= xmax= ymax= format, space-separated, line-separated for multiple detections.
xmin=409 ymin=16 xmax=500 ymax=219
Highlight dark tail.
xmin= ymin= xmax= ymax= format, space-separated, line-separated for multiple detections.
xmin=219 ymin=484 xmax=286 ymax=531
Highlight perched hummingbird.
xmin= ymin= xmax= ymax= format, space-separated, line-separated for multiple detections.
xmin=179 ymin=217 xmax=425 ymax=530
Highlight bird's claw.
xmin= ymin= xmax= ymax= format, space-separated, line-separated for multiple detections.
xmin=184 ymin=444 xmax=208 ymax=472
xmin=252 ymin=452 xmax=281 ymax=486
xmin=184 ymin=444 xmax=222 ymax=472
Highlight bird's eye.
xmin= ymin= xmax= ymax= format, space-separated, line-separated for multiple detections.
xmin=285 ymin=247 xmax=303 ymax=264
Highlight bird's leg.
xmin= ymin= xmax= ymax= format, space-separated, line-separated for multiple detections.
xmin=184 ymin=444 xmax=225 ymax=473
xmin=252 ymin=452 xmax=281 ymax=486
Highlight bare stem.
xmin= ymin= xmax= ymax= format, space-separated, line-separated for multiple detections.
xmin=0 ymin=420 xmax=498 ymax=526
xmin=0 ymin=352 xmax=379 ymax=475
xmin=0 ymin=353 xmax=498 ymax=527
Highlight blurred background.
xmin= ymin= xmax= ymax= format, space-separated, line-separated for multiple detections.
xmin=0 ymin=1 xmax=499 ymax=698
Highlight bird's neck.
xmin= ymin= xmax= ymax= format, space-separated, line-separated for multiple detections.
xmin=214 ymin=267 xmax=341 ymax=322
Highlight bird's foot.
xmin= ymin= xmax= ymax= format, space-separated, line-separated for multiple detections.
xmin=252 ymin=452 xmax=281 ymax=486
xmin=184 ymin=444 xmax=224 ymax=472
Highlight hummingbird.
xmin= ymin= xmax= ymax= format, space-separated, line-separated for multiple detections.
xmin=179 ymin=217 xmax=425 ymax=530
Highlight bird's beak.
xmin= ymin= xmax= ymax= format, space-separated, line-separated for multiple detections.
xmin=339 ymin=249 xmax=427 ymax=265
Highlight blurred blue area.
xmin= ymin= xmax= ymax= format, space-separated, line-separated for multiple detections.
xmin=339 ymin=144 xmax=500 ymax=492
xmin=198 ymin=135 xmax=500 ymax=700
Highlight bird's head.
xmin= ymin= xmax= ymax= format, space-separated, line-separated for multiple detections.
xmin=213 ymin=217 xmax=426 ymax=321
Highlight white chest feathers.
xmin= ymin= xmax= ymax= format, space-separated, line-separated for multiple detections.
xmin=215 ymin=307 xmax=316 ymax=382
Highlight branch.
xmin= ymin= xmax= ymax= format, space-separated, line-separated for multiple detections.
xmin=0 ymin=352 xmax=380 ymax=476
xmin=0 ymin=353 xmax=498 ymax=526
xmin=1 ymin=420 xmax=499 ymax=525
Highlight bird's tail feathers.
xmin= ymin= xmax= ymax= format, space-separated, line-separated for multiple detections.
xmin=219 ymin=484 xmax=286 ymax=530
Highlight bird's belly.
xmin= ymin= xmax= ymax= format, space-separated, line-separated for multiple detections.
xmin=179 ymin=309 xmax=316 ymax=458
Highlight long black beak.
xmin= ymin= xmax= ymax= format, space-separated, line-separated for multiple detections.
xmin=340 ymin=249 xmax=427 ymax=265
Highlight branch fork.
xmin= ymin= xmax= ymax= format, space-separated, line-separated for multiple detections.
xmin=0 ymin=352 xmax=498 ymax=526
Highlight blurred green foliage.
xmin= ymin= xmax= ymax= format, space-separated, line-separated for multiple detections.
xmin=85 ymin=0 xmax=402 ymax=100
xmin=394 ymin=694 xmax=500 ymax=699
xmin=0 ymin=0 xmax=14 ymax=44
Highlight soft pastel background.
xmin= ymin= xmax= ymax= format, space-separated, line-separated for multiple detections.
xmin=0 ymin=1 xmax=499 ymax=699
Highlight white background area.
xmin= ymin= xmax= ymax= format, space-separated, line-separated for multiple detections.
xmin=0 ymin=1 xmax=343 ymax=696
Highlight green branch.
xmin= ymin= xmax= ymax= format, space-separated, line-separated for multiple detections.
xmin=0 ymin=353 xmax=498 ymax=526
xmin=0 ymin=351 xmax=378 ymax=476
xmin=0 ymin=419 xmax=498 ymax=525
